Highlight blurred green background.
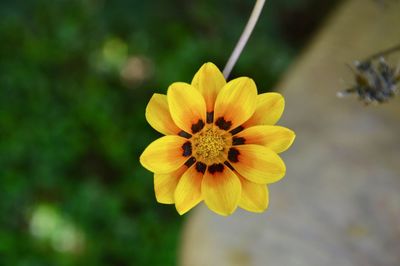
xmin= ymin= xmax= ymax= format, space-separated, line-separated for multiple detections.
xmin=0 ymin=0 xmax=337 ymax=265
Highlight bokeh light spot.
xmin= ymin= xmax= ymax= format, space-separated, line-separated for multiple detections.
xmin=120 ymin=56 xmax=153 ymax=86
xmin=29 ymin=204 xmax=85 ymax=254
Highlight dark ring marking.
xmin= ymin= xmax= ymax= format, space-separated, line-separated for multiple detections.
xmin=229 ymin=126 xmax=244 ymax=135
xmin=228 ymin=148 xmax=240 ymax=163
xmin=182 ymin=141 xmax=192 ymax=157
xmin=184 ymin=157 xmax=196 ymax=167
xmin=215 ymin=117 xmax=232 ymax=131
xmin=191 ymin=119 xmax=205 ymax=134
xmin=232 ymin=137 xmax=245 ymax=145
xmin=206 ymin=112 xmax=214 ymax=124
xmin=224 ymin=161 xmax=235 ymax=171
xmin=195 ymin=162 xmax=207 ymax=174
xmin=178 ymin=130 xmax=192 ymax=139
xmin=208 ymin=163 xmax=224 ymax=174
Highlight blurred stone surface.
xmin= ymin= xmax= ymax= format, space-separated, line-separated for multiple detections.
xmin=180 ymin=0 xmax=400 ymax=265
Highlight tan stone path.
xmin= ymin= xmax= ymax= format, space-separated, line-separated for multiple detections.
xmin=180 ymin=0 xmax=400 ymax=265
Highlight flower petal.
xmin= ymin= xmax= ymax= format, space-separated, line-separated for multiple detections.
xmin=191 ymin=62 xmax=226 ymax=113
xmin=238 ymin=175 xmax=269 ymax=213
xmin=167 ymin=82 xmax=207 ymax=134
xmin=154 ymin=165 xmax=187 ymax=204
xmin=229 ymin=144 xmax=286 ymax=184
xmin=243 ymin=93 xmax=285 ymax=127
xmin=174 ymin=164 xmax=203 ymax=215
xmin=140 ymin=135 xmax=189 ymax=174
xmin=214 ymin=77 xmax=257 ymax=130
xmin=235 ymin=125 xmax=295 ymax=153
xmin=145 ymin=93 xmax=181 ymax=135
xmin=202 ymin=165 xmax=241 ymax=216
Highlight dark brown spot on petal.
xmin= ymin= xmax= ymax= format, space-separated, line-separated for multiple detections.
xmin=224 ymin=161 xmax=235 ymax=171
xmin=182 ymin=141 xmax=192 ymax=157
xmin=215 ymin=117 xmax=232 ymax=131
xmin=232 ymin=137 xmax=245 ymax=145
xmin=184 ymin=157 xmax=196 ymax=167
xmin=208 ymin=163 xmax=224 ymax=174
xmin=195 ymin=162 xmax=206 ymax=174
xmin=228 ymin=148 xmax=240 ymax=163
xmin=178 ymin=130 xmax=192 ymax=139
xmin=229 ymin=126 xmax=244 ymax=135
xmin=232 ymin=137 xmax=246 ymax=145
xmin=191 ymin=119 xmax=205 ymax=134
xmin=206 ymin=112 xmax=214 ymax=124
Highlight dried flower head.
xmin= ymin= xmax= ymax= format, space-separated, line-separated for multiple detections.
xmin=140 ymin=62 xmax=295 ymax=216
xmin=338 ymin=58 xmax=399 ymax=104
xmin=338 ymin=43 xmax=400 ymax=105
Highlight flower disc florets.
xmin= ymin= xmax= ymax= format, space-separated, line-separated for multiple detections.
xmin=192 ymin=126 xmax=231 ymax=164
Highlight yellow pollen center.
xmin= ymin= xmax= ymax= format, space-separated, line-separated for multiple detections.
xmin=193 ymin=127 xmax=227 ymax=163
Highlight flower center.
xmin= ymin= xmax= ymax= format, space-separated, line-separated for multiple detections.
xmin=192 ymin=126 xmax=230 ymax=164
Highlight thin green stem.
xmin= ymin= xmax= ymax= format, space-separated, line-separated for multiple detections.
xmin=223 ymin=0 xmax=266 ymax=79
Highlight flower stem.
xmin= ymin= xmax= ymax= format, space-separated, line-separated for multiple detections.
xmin=223 ymin=0 xmax=266 ymax=79
xmin=362 ymin=43 xmax=400 ymax=62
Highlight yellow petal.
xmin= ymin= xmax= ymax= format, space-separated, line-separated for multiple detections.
xmin=145 ymin=94 xmax=181 ymax=135
xmin=191 ymin=62 xmax=226 ymax=113
xmin=243 ymin=93 xmax=284 ymax=127
xmin=174 ymin=164 xmax=203 ymax=215
xmin=238 ymin=175 xmax=269 ymax=213
xmin=235 ymin=125 xmax=295 ymax=153
xmin=154 ymin=165 xmax=187 ymax=204
xmin=202 ymin=165 xmax=241 ymax=216
xmin=229 ymin=144 xmax=286 ymax=184
xmin=167 ymin=82 xmax=207 ymax=134
xmin=214 ymin=77 xmax=257 ymax=130
xmin=140 ymin=135 xmax=189 ymax=174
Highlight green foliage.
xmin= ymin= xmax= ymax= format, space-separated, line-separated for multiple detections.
xmin=0 ymin=0 xmax=337 ymax=265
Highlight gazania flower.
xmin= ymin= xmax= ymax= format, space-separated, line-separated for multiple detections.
xmin=140 ymin=62 xmax=295 ymax=216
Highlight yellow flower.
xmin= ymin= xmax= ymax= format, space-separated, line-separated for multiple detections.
xmin=140 ymin=62 xmax=295 ymax=216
